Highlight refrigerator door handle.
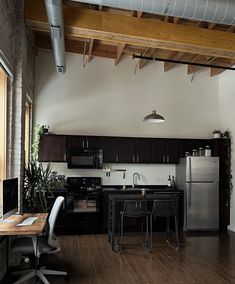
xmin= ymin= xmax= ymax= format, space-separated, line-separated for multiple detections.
xmin=188 ymin=157 xmax=192 ymax=183
xmin=188 ymin=183 xmax=192 ymax=208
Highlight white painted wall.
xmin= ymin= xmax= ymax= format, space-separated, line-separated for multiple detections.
xmin=35 ymin=50 xmax=219 ymax=187
xmin=35 ymin=50 xmax=218 ymax=138
xmin=218 ymin=70 xmax=235 ymax=231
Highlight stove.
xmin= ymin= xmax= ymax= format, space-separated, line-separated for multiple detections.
xmin=66 ymin=177 xmax=102 ymax=194
xmin=65 ymin=177 xmax=103 ymax=234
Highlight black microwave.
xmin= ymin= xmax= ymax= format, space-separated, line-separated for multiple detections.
xmin=67 ymin=148 xmax=103 ymax=169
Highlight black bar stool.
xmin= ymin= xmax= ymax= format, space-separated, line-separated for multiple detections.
xmin=149 ymin=194 xmax=179 ymax=251
xmin=120 ymin=200 xmax=149 ymax=251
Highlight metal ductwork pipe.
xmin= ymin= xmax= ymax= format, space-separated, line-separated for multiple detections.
xmin=44 ymin=0 xmax=66 ymax=74
xmin=77 ymin=0 xmax=235 ymax=26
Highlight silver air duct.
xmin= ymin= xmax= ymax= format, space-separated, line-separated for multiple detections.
xmin=77 ymin=0 xmax=235 ymax=26
xmin=44 ymin=0 xmax=66 ymax=74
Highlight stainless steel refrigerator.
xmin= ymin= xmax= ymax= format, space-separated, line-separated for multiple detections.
xmin=176 ymin=157 xmax=219 ymax=231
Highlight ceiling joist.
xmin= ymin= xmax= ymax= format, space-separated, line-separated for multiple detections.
xmin=25 ymin=0 xmax=235 ymax=60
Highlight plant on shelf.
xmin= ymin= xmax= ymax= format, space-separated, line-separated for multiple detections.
xmin=212 ymin=130 xmax=221 ymax=138
xmin=31 ymin=124 xmax=45 ymax=161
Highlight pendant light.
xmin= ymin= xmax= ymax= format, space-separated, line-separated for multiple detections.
xmin=143 ymin=58 xmax=165 ymax=123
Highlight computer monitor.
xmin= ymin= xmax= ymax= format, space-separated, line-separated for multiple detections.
xmin=2 ymin=178 xmax=18 ymax=219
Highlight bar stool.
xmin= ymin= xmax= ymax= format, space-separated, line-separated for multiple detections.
xmin=149 ymin=194 xmax=179 ymax=251
xmin=120 ymin=200 xmax=149 ymax=251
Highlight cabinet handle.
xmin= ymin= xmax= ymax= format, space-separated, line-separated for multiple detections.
xmin=87 ymin=139 xmax=89 ymax=148
xmin=167 ymin=156 xmax=169 ymax=163
xmin=82 ymin=140 xmax=85 ymax=148
xmin=116 ymin=155 xmax=119 ymax=163
xmin=163 ymin=156 xmax=165 ymax=163
xmin=64 ymin=153 xmax=66 ymax=161
xmin=133 ymin=155 xmax=135 ymax=163
xmin=137 ymin=155 xmax=139 ymax=163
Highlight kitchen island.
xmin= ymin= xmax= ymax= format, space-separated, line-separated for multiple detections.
xmin=103 ymin=188 xmax=183 ymax=251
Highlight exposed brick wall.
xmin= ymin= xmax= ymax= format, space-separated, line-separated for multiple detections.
xmin=0 ymin=0 xmax=35 ymax=278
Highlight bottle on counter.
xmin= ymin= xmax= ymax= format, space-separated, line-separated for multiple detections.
xmin=171 ymin=176 xmax=176 ymax=189
xmin=167 ymin=175 xmax=171 ymax=187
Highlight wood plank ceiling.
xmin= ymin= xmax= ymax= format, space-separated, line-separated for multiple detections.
xmin=25 ymin=0 xmax=235 ymax=76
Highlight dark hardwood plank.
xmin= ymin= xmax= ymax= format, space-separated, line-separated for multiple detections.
xmin=39 ymin=233 xmax=235 ymax=284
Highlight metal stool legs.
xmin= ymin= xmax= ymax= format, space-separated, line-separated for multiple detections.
xmin=150 ymin=215 xmax=180 ymax=250
xmin=120 ymin=214 xmax=149 ymax=251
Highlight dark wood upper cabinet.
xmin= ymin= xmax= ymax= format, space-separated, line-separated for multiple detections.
xmin=117 ymin=137 xmax=136 ymax=163
xmin=135 ymin=138 xmax=151 ymax=163
xmin=102 ymin=137 xmax=118 ymax=163
xmin=67 ymin=135 xmax=101 ymax=149
xmin=39 ymin=134 xmax=67 ymax=162
xmin=86 ymin=136 xmax=102 ymax=149
xmin=67 ymin=135 xmax=85 ymax=148
xmin=151 ymin=139 xmax=180 ymax=164
xmin=165 ymin=139 xmax=180 ymax=164
xmin=179 ymin=139 xmax=213 ymax=157
xmin=151 ymin=139 xmax=165 ymax=163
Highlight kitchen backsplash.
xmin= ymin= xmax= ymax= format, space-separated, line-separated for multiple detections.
xmin=44 ymin=163 xmax=176 ymax=186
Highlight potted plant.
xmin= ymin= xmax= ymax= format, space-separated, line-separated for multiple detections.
xmin=23 ymin=124 xmax=55 ymax=213
xmin=23 ymin=162 xmax=54 ymax=213
xmin=212 ymin=130 xmax=221 ymax=139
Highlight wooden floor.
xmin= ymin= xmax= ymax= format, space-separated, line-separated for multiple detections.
xmin=39 ymin=232 xmax=235 ymax=284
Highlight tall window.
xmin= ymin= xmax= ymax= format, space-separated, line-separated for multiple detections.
xmin=0 ymin=67 xmax=7 ymax=215
xmin=24 ymin=100 xmax=31 ymax=166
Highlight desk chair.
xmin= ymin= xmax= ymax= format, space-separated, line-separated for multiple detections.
xmin=149 ymin=194 xmax=179 ymax=251
xmin=120 ymin=200 xmax=149 ymax=251
xmin=11 ymin=196 xmax=67 ymax=284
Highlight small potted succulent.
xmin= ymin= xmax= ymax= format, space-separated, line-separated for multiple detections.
xmin=213 ymin=130 xmax=221 ymax=139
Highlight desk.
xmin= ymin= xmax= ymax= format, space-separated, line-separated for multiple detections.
xmin=108 ymin=193 xmax=180 ymax=252
xmin=0 ymin=213 xmax=48 ymax=259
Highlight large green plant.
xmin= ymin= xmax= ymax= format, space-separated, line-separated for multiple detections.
xmin=23 ymin=162 xmax=54 ymax=213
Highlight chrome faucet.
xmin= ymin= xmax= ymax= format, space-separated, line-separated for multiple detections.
xmin=132 ymin=172 xmax=140 ymax=188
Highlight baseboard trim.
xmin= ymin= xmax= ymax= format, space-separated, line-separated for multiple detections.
xmin=228 ymin=225 xmax=235 ymax=232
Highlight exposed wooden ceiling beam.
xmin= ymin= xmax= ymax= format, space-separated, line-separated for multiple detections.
xmin=138 ymin=48 xmax=155 ymax=69
xmin=210 ymin=68 xmax=225 ymax=77
xmin=187 ymin=55 xmax=217 ymax=74
xmin=114 ymin=43 xmax=125 ymax=65
xmin=87 ymin=38 xmax=94 ymax=63
xmin=208 ymin=22 xmax=216 ymax=30
xmin=164 ymin=52 xmax=185 ymax=71
xmin=35 ymin=32 xmax=117 ymax=59
xmin=226 ymin=26 xmax=235 ymax=33
xmin=173 ymin=17 xmax=180 ymax=24
xmin=210 ymin=60 xmax=235 ymax=77
xmin=25 ymin=0 xmax=235 ymax=59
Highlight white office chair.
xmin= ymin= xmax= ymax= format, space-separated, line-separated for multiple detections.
xmin=11 ymin=196 xmax=67 ymax=284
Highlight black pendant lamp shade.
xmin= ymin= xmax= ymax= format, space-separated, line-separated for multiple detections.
xmin=143 ymin=110 xmax=165 ymax=123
